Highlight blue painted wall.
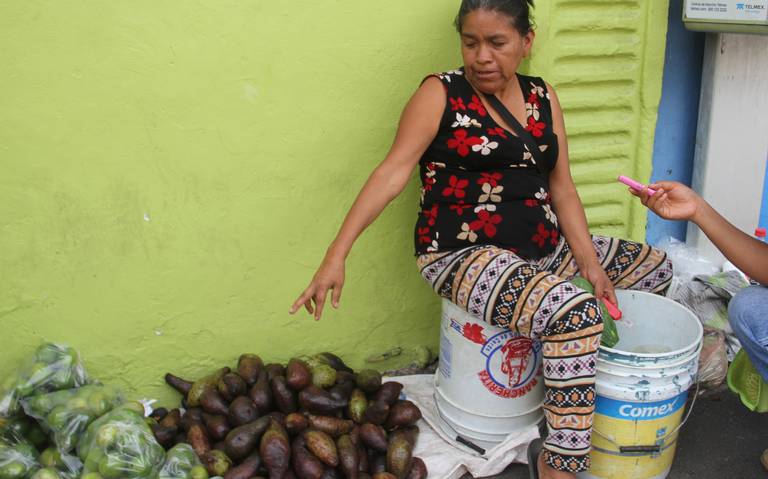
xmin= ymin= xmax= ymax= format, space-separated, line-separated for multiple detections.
xmin=647 ymin=0 xmax=706 ymax=245
xmin=761 ymin=158 xmax=768 ymax=232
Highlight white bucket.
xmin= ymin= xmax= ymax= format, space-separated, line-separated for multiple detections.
xmin=579 ymin=290 xmax=703 ymax=479
xmin=435 ymin=299 xmax=544 ymax=451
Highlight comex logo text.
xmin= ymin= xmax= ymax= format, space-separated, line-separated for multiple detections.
xmin=618 ymin=397 xmax=680 ymax=419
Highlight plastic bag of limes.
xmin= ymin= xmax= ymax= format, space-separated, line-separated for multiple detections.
xmin=0 ymin=434 xmax=40 ymax=479
xmin=159 ymin=444 xmax=208 ymax=479
xmin=0 ymin=344 xmax=90 ymax=418
xmin=0 ymin=416 xmax=48 ymax=451
xmin=22 ymin=385 xmax=124 ymax=453
xmin=77 ymin=404 xmax=165 ymax=479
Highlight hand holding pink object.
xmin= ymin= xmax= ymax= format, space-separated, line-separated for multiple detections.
xmin=618 ymin=175 xmax=656 ymax=195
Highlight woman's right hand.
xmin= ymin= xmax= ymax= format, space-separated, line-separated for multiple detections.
xmin=289 ymin=255 xmax=346 ymax=321
xmin=630 ymin=180 xmax=703 ymax=222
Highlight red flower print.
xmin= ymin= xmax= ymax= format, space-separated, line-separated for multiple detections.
xmin=450 ymin=201 xmax=469 ymax=215
xmin=532 ymin=223 xmax=558 ymax=248
xmin=462 ymin=323 xmax=487 ymax=345
xmin=442 ymin=175 xmax=469 ymax=198
xmin=470 ymin=209 xmax=502 ymax=238
xmin=447 ymin=129 xmax=484 ymax=157
xmin=527 ymin=92 xmax=540 ymax=105
xmin=423 ymin=204 xmax=439 ymax=226
xmin=532 ymin=223 xmax=550 ymax=247
xmin=478 ymin=172 xmax=503 ymax=187
xmin=468 ymin=95 xmax=487 ymax=117
xmin=524 ymin=199 xmax=539 ymax=208
xmin=418 ymin=227 xmax=431 ymax=245
xmin=450 ymin=97 xmax=466 ymax=111
xmin=525 ymin=116 xmax=546 ymax=138
xmin=487 ymin=127 xmax=508 ymax=139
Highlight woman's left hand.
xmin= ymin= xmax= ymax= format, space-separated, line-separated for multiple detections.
xmin=581 ymin=263 xmax=617 ymax=306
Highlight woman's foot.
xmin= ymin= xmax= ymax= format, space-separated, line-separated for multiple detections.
xmin=537 ymin=451 xmax=577 ymax=479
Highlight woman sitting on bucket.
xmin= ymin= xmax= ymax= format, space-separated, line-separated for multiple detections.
xmin=291 ymin=1 xmax=672 ymax=477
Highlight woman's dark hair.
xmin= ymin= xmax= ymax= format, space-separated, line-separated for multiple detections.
xmin=454 ymin=0 xmax=535 ymax=35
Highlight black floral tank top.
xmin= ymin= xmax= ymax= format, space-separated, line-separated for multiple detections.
xmin=414 ymin=68 xmax=560 ymax=260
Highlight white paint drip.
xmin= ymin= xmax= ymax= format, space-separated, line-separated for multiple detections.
xmin=144 ymin=213 xmax=151 ymax=222
xmin=243 ymin=83 xmax=259 ymax=103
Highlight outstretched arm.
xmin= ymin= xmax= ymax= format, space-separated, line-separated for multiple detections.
xmin=289 ymin=77 xmax=446 ymax=320
xmin=633 ymin=181 xmax=768 ymax=284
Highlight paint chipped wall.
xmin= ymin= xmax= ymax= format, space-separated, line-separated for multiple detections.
xmin=0 ymin=1 xmax=668 ymax=404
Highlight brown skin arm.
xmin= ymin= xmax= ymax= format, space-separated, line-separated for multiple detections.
xmin=546 ymin=82 xmax=618 ymax=305
xmin=633 ymin=181 xmax=768 ymax=285
xmin=289 ymin=77 xmax=445 ymax=320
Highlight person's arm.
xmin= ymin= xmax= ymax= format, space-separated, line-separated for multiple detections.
xmin=546 ymin=83 xmax=617 ymax=304
xmin=634 ymin=181 xmax=768 ymax=285
xmin=289 ymin=77 xmax=445 ymax=320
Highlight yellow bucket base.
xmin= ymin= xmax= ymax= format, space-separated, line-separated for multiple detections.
xmin=579 ymin=392 xmax=687 ymax=479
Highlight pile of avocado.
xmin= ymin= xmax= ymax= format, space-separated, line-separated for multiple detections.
xmin=155 ymin=352 xmax=428 ymax=478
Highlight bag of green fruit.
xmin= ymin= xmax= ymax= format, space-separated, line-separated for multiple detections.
xmin=77 ymin=404 xmax=166 ymax=479
xmin=570 ymin=276 xmax=620 ymax=348
xmin=0 ymin=344 xmax=90 ymax=418
xmin=159 ymin=444 xmax=208 ymax=479
xmin=0 ymin=434 xmax=40 ymax=479
xmin=22 ymin=385 xmax=124 ymax=453
xmin=0 ymin=415 xmax=48 ymax=451
xmin=36 ymin=446 xmax=81 ymax=479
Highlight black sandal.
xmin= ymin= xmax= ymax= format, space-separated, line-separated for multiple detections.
xmin=527 ymin=438 xmax=544 ymax=479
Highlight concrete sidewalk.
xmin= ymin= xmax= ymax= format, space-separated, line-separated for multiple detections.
xmin=465 ymin=385 xmax=768 ymax=478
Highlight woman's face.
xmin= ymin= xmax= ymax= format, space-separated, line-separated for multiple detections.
xmin=460 ymin=9 xmax=534 ymax=94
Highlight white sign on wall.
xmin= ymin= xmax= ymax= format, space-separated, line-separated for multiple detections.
xmin=686 ymin=0 xmax=768 ymax=21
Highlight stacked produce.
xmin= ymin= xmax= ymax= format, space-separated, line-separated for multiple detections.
xmin=1 ymin=343 xmax=170 ymax=479
xmin=22 ymin=385 xmax=124 ymax=453
xmin=77 ymin=404 xmax=166 ymax=479
xmin=159 ymin=444 xmax=208 ymax=479
xmin=0 ymin=344 xmax=90 ymax=418
xmin=156 ymin=353 xmax=428 ymax=479
xmin=0 ymin=435 xmax=39 ymax=479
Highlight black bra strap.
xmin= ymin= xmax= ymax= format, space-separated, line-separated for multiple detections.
xmin=482 ymin=93 xmax=545 ymax=174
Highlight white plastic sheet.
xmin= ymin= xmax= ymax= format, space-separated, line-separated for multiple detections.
xmin=391 ymin=374 xmax=540 ymax=479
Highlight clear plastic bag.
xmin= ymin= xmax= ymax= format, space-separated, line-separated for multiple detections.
xmin=0 ymin=435 xmax=40 ymax=479
xmin=698 ymin=328 xmax=729 ymax=388
xmin=78 ymin=405 xmax=166 ymax=479
xmin=159 ymin=444 xmax=208 ymax=479
xmin=656 ymin=237 xmax=719 ymax=298
xmin=36 ymin=446 xmax=81 ymax=479
xmin=0 ymin=344 xmax=90 ymax=418
xmin=22 ymin=385 xmax=123 ymax=453
xmin=0 ymin=415 xmax=49 ymax=450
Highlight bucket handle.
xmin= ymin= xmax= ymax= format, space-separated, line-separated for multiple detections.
xmin=592 ymin=380 xmax=700 ymax=454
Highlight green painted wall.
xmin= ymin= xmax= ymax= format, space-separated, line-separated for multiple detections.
xmin=0 ymin=0 xmax=668 ymax=405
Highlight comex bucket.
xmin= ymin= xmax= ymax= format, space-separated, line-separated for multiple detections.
xmin=579 ymin=289 xmax=703 ymax=479
xmin=435 ymin=299 xmax=544 ymax=452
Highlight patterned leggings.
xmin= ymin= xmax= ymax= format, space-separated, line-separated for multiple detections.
xmin=417 ymin=235 xmax=673 ymax=473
